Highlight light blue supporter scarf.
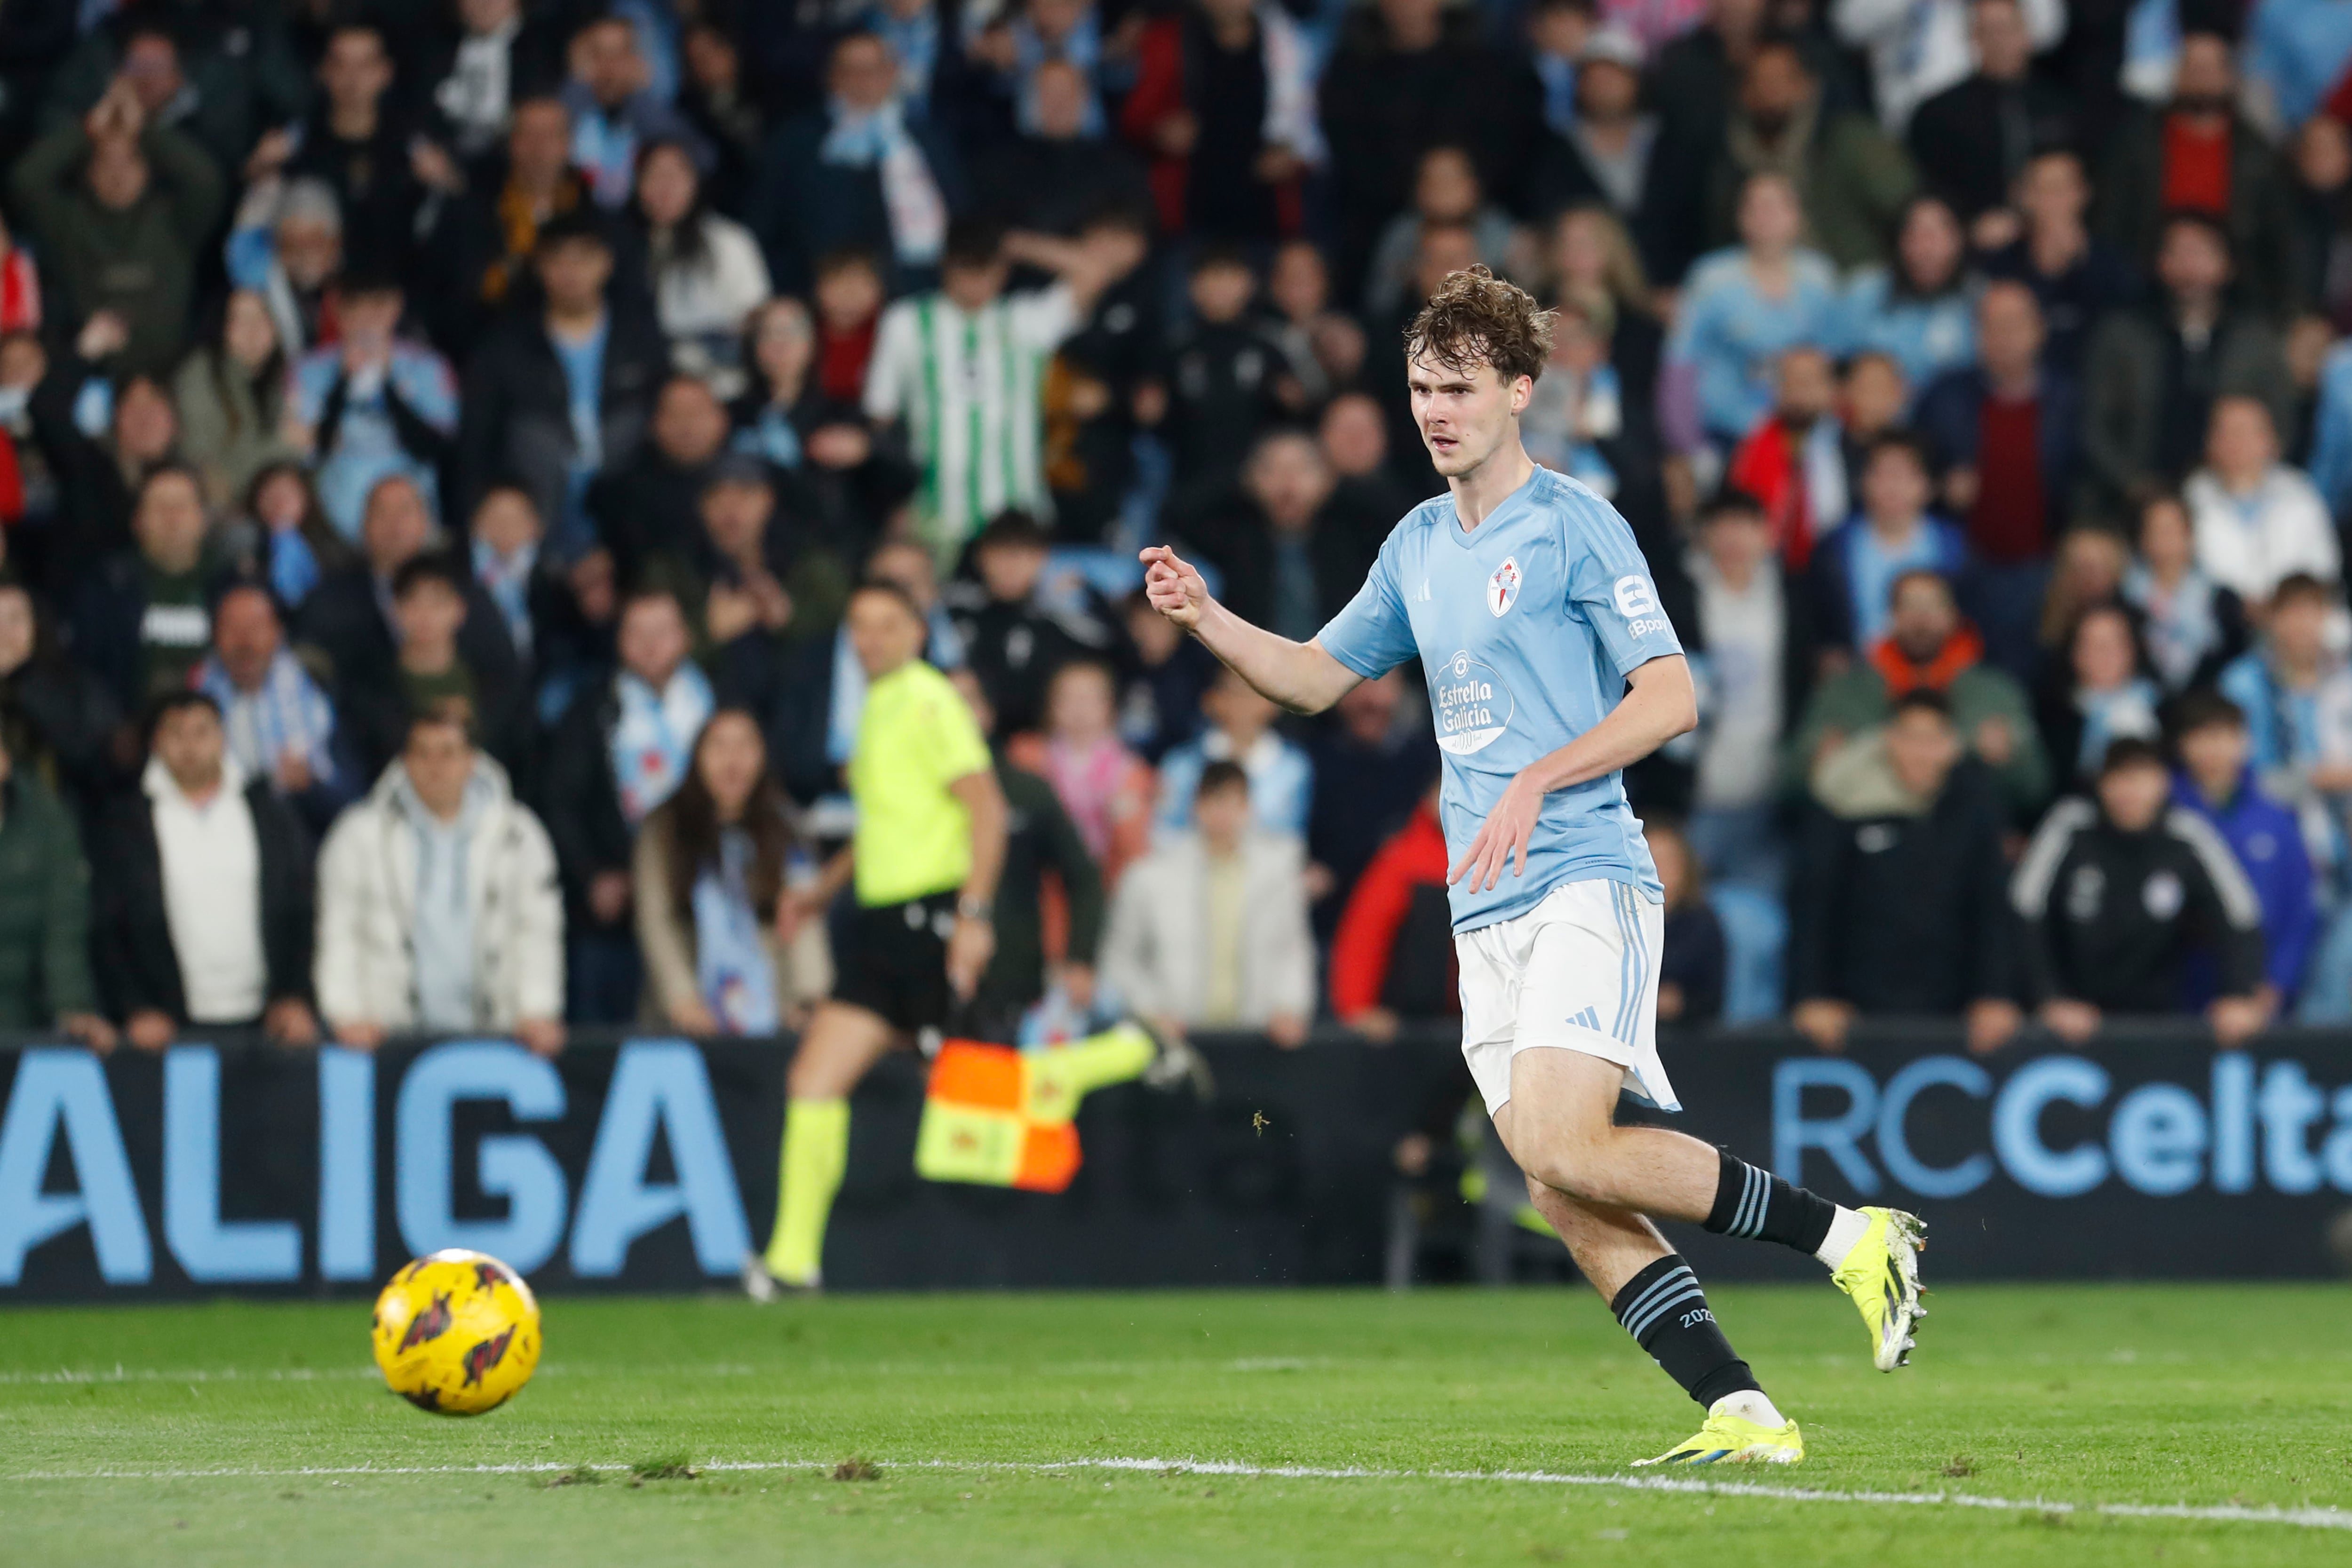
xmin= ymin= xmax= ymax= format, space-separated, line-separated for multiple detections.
xmin=474 ymin=537 xmax=540 ymax=660
xmin=270 ymin=528 xmax=322 ymax=607
xmin=2076 ymin=677 xmax=2163 ymax=776
xmin=609 ymin=664 xmax=715 ymax=825
xmin=693 ymin=827 xmax=778 ymax=1034
xmin=820 ymin=98 xmax=913 ymax=166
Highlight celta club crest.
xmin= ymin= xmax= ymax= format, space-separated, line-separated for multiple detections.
xmin=1487 ymin=556 xmax=1522 ymax=617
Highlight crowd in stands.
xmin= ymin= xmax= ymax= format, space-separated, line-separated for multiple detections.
xmin=10 ymin=0 xmax=2352 ymax=1054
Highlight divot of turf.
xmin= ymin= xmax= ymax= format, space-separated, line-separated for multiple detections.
xmin=832 ymin=1458 xmax=882 ymax=1482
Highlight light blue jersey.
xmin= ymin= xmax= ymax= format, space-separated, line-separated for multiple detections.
xmin=1318 ymin=467 xmax=1684 ymax=934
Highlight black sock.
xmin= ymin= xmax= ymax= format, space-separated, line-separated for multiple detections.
xmin=1609 ymin=1254 xmax=1759 ymax=1409
xmin=1704 ymin=1147 xmax=1837 ymax=1255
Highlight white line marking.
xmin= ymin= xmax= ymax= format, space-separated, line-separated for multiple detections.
xmin=4 ymin=1454 xmax=2347 ymax=1530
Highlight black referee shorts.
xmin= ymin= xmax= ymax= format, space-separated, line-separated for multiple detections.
xmin=831 ymin=891 xmax=959 ymax=1034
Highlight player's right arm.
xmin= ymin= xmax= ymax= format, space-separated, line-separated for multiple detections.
xmin=1139 ymin=544 xmax=1363 ymax=715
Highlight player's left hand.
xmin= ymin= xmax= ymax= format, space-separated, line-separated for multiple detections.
xmin=1449 ymin=769 xmax=1543 ymax=892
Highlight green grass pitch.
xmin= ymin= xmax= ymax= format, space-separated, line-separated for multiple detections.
xmin=4 ymin=1282 xmax=2349 ymax=1566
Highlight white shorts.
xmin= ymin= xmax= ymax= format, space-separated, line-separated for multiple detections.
xmin=1454 ymin=878 xmax=1678 ymax=1116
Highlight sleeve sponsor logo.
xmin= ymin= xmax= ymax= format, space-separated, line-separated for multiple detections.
xmin=1613 ymin=575 xmax=1671 ymax=637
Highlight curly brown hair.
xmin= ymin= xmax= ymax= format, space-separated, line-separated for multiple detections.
xmin=1404 ymin=265 xmax=1556 ymax=384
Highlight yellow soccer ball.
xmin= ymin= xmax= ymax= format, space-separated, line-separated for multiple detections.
xmin=371 ymin=1249 xmax=542 ymax=1416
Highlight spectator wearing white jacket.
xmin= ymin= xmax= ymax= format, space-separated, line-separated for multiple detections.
xmin=2185 ymin=394 xmax=2341 ymax=614
xmin=635 ymin=139 xmax=773 ymax=394
xmin=1833 ymin=0 xmax=2064 ymax=132
xmin=315 ymin=709 xmax=566 ymax=1054
xmin=1102 ymin=762 xmax=1315 ymax=1046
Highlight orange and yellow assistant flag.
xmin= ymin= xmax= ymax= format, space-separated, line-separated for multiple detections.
xmin=913 ymin=1024 xmax=1155 ymax=1192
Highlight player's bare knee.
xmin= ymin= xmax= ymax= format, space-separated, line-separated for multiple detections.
xmin=1520 ymin=1128 xmax=1607 ymax=1203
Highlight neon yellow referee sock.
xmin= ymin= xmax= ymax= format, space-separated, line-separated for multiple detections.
xmin=763 ymin=1098 xmax=849 ymax=1285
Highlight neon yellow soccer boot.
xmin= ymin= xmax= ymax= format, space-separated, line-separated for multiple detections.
xmin=1829 ymin=1206 xmax=1927 ymax=1371
xmin=1632 ymin=1395 xmax=1805 ymax=1466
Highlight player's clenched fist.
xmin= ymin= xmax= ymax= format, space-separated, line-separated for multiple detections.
xmin=1139 ymin=545 xmax=1207 ymax=630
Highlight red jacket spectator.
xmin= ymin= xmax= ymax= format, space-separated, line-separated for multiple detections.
xmin=1727 ymin=415 xmax=1838 ymax=569
xmin=1329 ymin=798 xmax=1456 ymax=1023
xmin=0 ymin=430 xmax=25 ymax=527
xmin=0 ymin=245 xmax=39 ymax=335
xmin=1120 ymin=2 xmax=1323 ymax=241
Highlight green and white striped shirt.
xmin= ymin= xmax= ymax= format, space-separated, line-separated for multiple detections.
xmin=863 ymin=283 xmax=1078 ymax=566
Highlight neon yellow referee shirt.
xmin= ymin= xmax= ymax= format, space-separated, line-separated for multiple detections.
xmin=849 ymin=659 xmax=994 ymax=907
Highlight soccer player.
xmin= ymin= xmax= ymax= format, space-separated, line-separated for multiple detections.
xmin=1139 ymin=268 xmax=1925 ymax=1466
xmin=744 ymin=579 xmax=1183 ymax=1295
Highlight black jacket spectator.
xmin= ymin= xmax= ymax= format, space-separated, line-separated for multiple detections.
xmin=972 ymin=122 xmax=1152 ymax=239
xmin=455 ymin=302 xmax=667 ymax=534
xmin=1306 ymin=678 xmax=1440 ymax=938
xmin=1661 ymin=899 xmax=1727 ymax=1026
xmin=297 ymin=570 xmax=521 ymax=739
xmin=2010 ymin=795 xmax=2266 ymax=1011
xmin=1979 ymin=231 xmax=2143 ymax=377
xmin=981 ymin=756 xmax=1104 ymax=1018
xmin=338 ymin=644 xmax=530 ymax=791
xmin=0 ymin=586 xmax=124 ymax=815
xmin=282 ymin=38 xmax=430 ymax=276
xmin=638 ymin=461 xmax=851 ymax=716
xmin=587 ymin=377 xmax=734 ymax=586
xmin=2098 ymin=105 xmax=2300 ymax=320
xmin=418 ymin=107 xmax=599 ymax=352
xmin=24 ymin=352 xmax=168 ymax=589
xmin=2082 ymin=302 xmax=2292 ymax=514
xmin=1904 ymin=73 xmax=2075 ymax=223
xmin=1120 ymin=601 xmax=1221 ymax=762
xmin=1119 ymin=1 xmax=1310 ymax=243
xmin=1317 ymin=4 xmax=1535 ymax=300
xmin=1790 ymin=759 xmax=2013 ymax=1015
xmin=942 ymin=551 xmax=1117 ymax=741
xmin=90 ymin=774 xmax=313 ymax=1024
xmin=744 ymin=33 xmax=967 ymax=294
xmin=1185 ymin=488 xmax=1376 ymax=641
xmin=541 ymin=675 xmax=636 ymax=940
xmin=64 ymin=549 xmax=207 ymax=711
xmin=1647 ymin=5 xmax=1859 ymax=162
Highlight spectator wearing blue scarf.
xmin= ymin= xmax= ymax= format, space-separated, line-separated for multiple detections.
xmin=634 ymin=708 xmax=831 ymax=1035
xmin=543 ymin=588 xmax=714 ymax=1023
xmin=560 ymin=14 xmax=709 ymax=210
xmin=2036 ymin=602 xmax=2164 ymax=787
xmin=747 ymin=31 xmax=966 ymax=293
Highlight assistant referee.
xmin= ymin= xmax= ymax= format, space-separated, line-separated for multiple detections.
xmin=749 ymin=577 xmax=1007 ymax=1294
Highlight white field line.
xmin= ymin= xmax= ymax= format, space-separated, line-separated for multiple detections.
xmin=2 ymin=1453 xmax=2348 ymax=1532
